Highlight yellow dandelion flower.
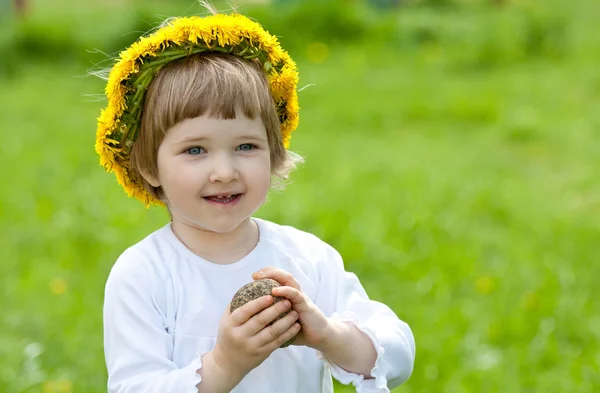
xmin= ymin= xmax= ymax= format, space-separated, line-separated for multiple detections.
xmin=475 ymin=276 xmax=496 ymax=295
xmin=50 ymin=278 xmax=68 ymax=295
xmin=306 ymin=42 xmax=330 ymax=64
xmin=270 ymin=66 xmax=299 ymax=99
xmin=43 ymin=381 xmax=56 ymax=393
xmin=57 ymin=379 xmax=72 ymax=393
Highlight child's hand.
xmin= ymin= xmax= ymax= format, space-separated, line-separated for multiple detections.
xmin=252 ymin=268 xmax=332 ymax=350
xmin=211 ymin=295 xmax=300 ymax=378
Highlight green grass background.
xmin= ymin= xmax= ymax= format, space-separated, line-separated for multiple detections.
xmin=0 ymin=0 xmax=599 ymax=392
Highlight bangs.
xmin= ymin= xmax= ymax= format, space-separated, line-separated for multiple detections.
xmin=145 ymin=53 xmax=274 ymax=134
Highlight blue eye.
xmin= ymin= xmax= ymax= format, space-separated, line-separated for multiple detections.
xmin=186 ymin=146 xmax=204 ymax=155
xmin=237 ymin=144 xmax=255 ymax=151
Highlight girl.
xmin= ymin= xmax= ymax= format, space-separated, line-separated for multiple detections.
xmin=97 ymin=10 xmax=415 ymax=393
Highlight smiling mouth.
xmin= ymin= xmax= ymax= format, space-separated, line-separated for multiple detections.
xmin=203 ymin=194 xmax=241 ymax=203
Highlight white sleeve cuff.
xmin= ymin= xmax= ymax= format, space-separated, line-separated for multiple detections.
xmin=316 ymin=311 xmax=390 ymax=393
xmin=182 ymin=351 xmax=204 ymax=393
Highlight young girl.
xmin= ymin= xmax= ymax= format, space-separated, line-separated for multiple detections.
xmin=97 ymin=10 xmax=415 ymax=393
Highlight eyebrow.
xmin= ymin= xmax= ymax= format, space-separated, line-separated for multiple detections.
xmin=175 ymin=136 xmax=208 ymax=144
xmin=236 ymin=135 xmax=267 ymax=142
xmin=175 ymin=135 xmax=267 ymax=144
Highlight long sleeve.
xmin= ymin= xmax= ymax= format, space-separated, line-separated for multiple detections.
xmin=314 ymin=246 xmax=416 ymax=393
xmin=103 ymin=251 xmax=203 ymax=393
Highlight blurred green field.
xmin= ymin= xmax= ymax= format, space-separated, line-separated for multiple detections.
xmin=1 ymin=0 xmax=599 ymax=392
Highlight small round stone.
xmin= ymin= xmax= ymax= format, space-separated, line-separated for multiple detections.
xmin=230 ymin=278 xmax=297 ymax=348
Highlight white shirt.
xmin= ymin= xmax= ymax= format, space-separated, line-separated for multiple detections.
xmin=103 ymin=218 xmax=415 ymax=393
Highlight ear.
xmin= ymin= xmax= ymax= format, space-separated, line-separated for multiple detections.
xmin=139 ymin=168 xmax=161 ymax=188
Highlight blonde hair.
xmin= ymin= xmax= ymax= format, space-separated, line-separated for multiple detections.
xmin=129 ymin=52 xmax=303 ymax=201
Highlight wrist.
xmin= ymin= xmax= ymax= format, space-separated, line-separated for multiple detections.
xmin=196 ymin=350 xmax=245 ymax=393
xmin=313 ymin=318 xmax=342 ymax=353
xmin=312 ymin=320 xmax=378 ymax=378
xmin=209 ymin=348 xmax=245 ymax=382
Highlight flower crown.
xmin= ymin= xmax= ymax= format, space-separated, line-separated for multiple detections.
xmin=95 ymin=13 xmax=300 ymax=207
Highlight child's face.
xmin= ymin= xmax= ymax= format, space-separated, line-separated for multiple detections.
xmin=146 ymin=110 xmax=271 ymax=234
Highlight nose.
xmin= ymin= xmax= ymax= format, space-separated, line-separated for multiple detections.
xmin=208 ymin=152 xmax=239 ymax=184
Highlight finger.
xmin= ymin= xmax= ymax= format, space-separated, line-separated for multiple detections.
xmin=251 ymin=266 xmax=275 ymax=280
xmin=230 ymin=295 xmax=273 ymax=326
xmin=244 ymin=298 xmax=292 ymax=336
xmin=261 ymin=316 xmax=302 ymax=351
xmin=272 ymin=286 xmax=310 ymax=311
xmin=253 ymin=268 xmax=301 ymax=291
xmin=254 ymin=309 xmax=299 ymax=348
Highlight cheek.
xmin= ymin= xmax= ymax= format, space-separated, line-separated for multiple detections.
xmin=253 ymin=155 xmax=272 ymax=180
xmin=240 ymin=155 xmax=271 ymax=187
xmin=156 ymin=156 xmax=195 ymax=192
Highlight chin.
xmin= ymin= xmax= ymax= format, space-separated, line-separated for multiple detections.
xmin=196 ymin=218 xmax=248 ymax=234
